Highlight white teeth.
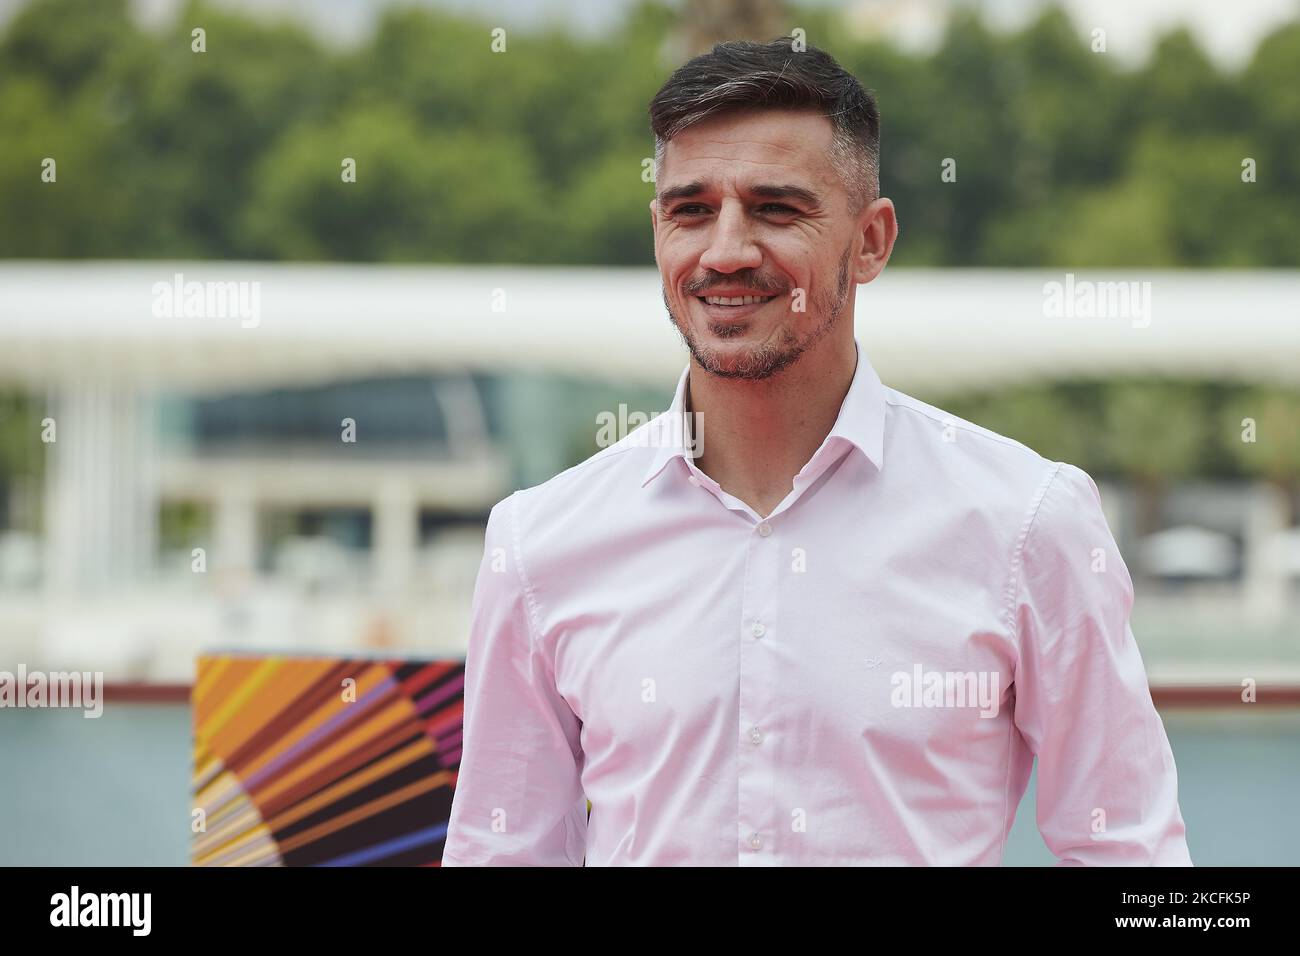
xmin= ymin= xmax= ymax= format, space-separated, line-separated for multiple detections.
xmin=703 ymin=295 xmax=773 ymax=306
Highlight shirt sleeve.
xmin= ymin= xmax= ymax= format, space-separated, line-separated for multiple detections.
xmin=1011 ymin=462 xmax=1192 ymax=866
xmin=442 ymin=493 xmax=588 ymax=866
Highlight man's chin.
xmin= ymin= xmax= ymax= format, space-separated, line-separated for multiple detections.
xmin=691 ymin=340 xmax=795 ymax=381
xmin=667 ymin=310 xmax=801 ymax=380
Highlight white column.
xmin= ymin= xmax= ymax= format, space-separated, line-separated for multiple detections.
xmin=1243 ymin=481 xmax=1288 ymax=622
xmin=1096 ymin=480 xmax=1127 ymax=550
xmin=212 ymin=479 xmax=257 ymax=579
xmin=43 ymin=382 xmax=159 ymax=594
xmin=372 ymin=478 xmax=417 ymax=596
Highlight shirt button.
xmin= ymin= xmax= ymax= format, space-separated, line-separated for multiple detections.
xmin=757 ymin=523 xmax=772 ymax=537
xmin=749 ymin=833 xmax=763 ymax=850
xmin=750 ymin=622 xmax=766 ymax=638
xmin=749 ymin=727 xmax=763 ymax=744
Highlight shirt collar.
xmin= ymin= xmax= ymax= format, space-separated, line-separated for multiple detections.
xmin=640 ymin=338 xmax=887 ymax=488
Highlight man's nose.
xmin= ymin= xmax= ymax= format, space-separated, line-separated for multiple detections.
xmin=698 ymin=203 xmax=761 ymax=274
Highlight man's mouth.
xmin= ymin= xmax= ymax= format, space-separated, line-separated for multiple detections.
xmin=697 ymin=294 xmax=778 ymax=307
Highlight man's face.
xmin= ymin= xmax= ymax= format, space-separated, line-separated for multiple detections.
xmin=650 ymin=108 xmax=892 ymax=380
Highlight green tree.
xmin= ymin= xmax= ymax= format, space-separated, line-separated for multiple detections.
xmin=1098 ymin=382 xmax=1210 ymax=536
xmin=950 ymin=384 xmax=1095 ymax=467
xmin=1223 ymin=387 xmax=1300 ymax=524
xmin=242 ymin=105 xmax=548 ymax=262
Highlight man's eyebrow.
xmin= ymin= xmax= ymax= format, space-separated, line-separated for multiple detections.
xmin=656 ymin=182 xmax=705 ymax=205
xmin=656 ymin=182 xmax=824 ymax=208
xmin=749 ymin=183 xmax=822 ymax=207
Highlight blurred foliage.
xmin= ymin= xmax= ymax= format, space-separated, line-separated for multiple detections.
xmin=1 ymin=0 xmax=1297 ymax=265
xmin=1222 ymin=388 xmax=1300 ymax=487
xmin=0 ymin=390 xmax=46 ymax=531
xmin=0 ymin=390 xmax=44 ymax=470
xmin=157 ymin=499 xmax=210 ymax=554
xmin=937 ymin=377 xmax=1300 ymax=488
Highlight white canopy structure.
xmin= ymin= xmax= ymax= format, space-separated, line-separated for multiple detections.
xmin=2 ymin=262 xmax=1298 ymax=392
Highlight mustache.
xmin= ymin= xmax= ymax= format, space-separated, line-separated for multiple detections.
xmin=682 ymin=272 xmax=788 ymax=296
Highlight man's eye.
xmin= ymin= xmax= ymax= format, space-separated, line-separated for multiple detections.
xmin=673 ymin=204 xmax=709 ymax=216
xmin=758 ymin=203 xmax=798 ymax=215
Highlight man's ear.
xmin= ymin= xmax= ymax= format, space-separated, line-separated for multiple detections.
xmin=649 ymin=197 xmax=659 ymax=243
xmin=853 ymin=197 xmax=897 ymax=285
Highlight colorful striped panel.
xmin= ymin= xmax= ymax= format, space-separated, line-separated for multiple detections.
xmin=192 ymin=654 xmax=464 ymax=867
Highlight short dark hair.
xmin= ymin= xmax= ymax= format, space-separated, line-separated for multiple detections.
xmin=648 ymin=38 xmax=880 ymax=212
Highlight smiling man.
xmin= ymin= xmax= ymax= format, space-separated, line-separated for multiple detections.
xmin=442 ymin=38 xmax=1191 ymax=866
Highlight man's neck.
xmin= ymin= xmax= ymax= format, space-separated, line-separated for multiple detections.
xmin=686 ymin=333 xmax=858 ymax=519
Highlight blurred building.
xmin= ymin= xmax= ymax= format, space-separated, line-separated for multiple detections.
xmin=0 ymin=262 xmax=1297 ymax=683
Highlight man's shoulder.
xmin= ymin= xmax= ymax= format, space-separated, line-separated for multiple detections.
xmin=880 ymin=385 xmax=1066 ymax=512
xmin=883 ymin=386 xmax=1044 ymax=462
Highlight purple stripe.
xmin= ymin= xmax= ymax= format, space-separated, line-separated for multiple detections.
xmin=243 ymin=674 xmax=398 ymax=791
xmin=317 ymin=823 xmax=449 ymax=867
xmin=413 ymin=673 xmax=465 ymax=714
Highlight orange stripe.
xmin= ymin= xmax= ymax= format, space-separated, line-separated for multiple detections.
xmin=224 ymin=663 xmax=392 ymax=780
xmin=212 ymin=657 xmax=340 ymax=760
xmin=251 ymin=697 xmax=418 ymax=807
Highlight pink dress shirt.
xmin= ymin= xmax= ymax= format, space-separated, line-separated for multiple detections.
xmin=442 ymin=339 xmax=1192 ymax=866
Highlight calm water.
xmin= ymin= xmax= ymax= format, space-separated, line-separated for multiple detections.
xmin=0 ymin=704 xmax=1296 ymax=865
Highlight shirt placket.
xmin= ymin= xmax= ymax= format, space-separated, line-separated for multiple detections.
xmin=736 ymin=513 xmax=780 ymax=865
xmin=681 ymin=452 xmax=837 ymax=866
